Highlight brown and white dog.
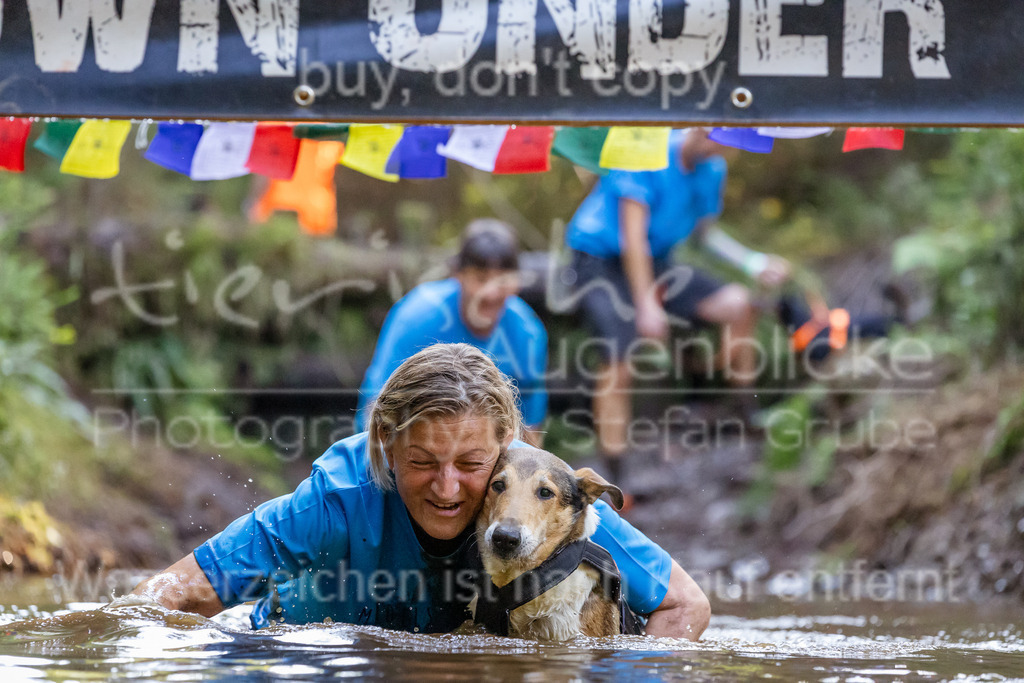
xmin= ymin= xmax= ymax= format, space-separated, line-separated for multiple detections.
xmin=472 ymin=446 xmax=629 ymax=640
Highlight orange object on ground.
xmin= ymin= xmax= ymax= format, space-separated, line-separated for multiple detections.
xmin=828 ymin=308 xmax=851 ymax=350
xmin=789 ymin=287 xmax=851 ymax=353
xmin=249 ymin=140 xmax=344 ymax=236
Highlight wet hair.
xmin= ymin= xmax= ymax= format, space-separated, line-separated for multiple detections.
xmin=366 ymin=343 xmax=523 ymax=491
xmin=453 ymin=219 xmax=519 ymax=272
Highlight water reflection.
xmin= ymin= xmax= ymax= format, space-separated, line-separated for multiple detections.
xmin=1 ymin=597 xmax=1022 ymax=681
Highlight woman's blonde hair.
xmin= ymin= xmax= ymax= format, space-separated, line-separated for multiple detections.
xmin=366 ymin=343 xmax=523 ymax=490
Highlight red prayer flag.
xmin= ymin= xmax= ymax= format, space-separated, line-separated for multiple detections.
xmin=0 ymin=118 xmax=33 ymax=172
xmin=246 ymin=123 xmax=301 ymax=179
xmin=492 ymin=126 xmax=554 ymax=174
xmin=842 ymin=127 xmax=905 ymax=152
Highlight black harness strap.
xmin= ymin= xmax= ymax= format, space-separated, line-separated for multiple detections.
xmin=474 ymin=539 xmax=644 ymax=636
xmin=474 ymin=539 xmax=588 ymax=636
xmin=580 ymin=541 xmax=644 ymax=636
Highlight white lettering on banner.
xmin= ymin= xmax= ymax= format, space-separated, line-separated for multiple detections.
xmin=844 ymin=0 xmax=949 ymax=79
xmin=627 ymin=0 xmax=729 ymax=74
xmin=495 ymin=0 xmax=617 ymax=79
xmin=27 ymin=0 xmax=155 ymax=73
xmin=178 ymin=0 xmax=220 ymax=74
xmin=224 ymin=0 xmax=299 ymax=76
xmin=13 ymin=0 xmax=952 ymax=86
xmin=739 ymin=0 xmax=828 ymax=76
xmin=299 ymin=53 xmax=403 ymax=109
xmin=178 ymin=0 xmax=299 ymax=76
xmin=369 ymin=0 xmax=488 ymax=73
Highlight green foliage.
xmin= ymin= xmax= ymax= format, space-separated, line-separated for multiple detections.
xmin=743 ymin=389 xmax=841 ymax=515
xmin=983 ymin=389 xmax=1024 ymax=469
xmin=720 ymin=132 xmax=952 ymax=260
xmin=0 ymin=386 xmax=90 ymax=501
xmin=0 ymin=174 xmax=59 ymax=230
xmin=0 ymin=176 xmax=89 ymax=476
xmin=893 ymin=130 xmax=1024 ymax=357
xmin=0 ymin=170 xmax=286 ymax=502
xmin=763 ymin=394 xmax=813 ymax=472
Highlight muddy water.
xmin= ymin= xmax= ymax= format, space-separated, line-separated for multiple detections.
xmin=1 ymin=580 xmax=1022 ymax=681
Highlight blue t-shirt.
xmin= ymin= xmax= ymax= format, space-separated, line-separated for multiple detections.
xmin=567 ymin=133 xmax=727 ymax=260
xmin=194 ymin=433 xmax=673 ymax=631
xmin=356 ymin=278 xmax=548 ymax=428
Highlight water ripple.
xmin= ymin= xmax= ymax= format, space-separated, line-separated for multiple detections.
xmin=0 ymin=600 xmax=1021 ymax=681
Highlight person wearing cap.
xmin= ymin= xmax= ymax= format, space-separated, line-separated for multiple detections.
xmin=357 ymin=219 xmax=548 ymax=446
xmin=566 ymin=128 xmax=790 ymax=484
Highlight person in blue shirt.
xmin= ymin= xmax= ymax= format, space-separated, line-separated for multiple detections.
xmin=357 ymin=219 xmax=547 ymax=447
xmin=131 ymin=343 xmax=711 ymax=640
xmin=566 ymin=128 xmax=790 ymax=487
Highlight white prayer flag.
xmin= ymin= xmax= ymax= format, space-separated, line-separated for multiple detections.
xmin=436 ymin=125 xmax=509 ymax=172
xmin=190 ymin=122 xmax=257 ymax=180
xmin=756 ymin=127 xmax=833 ymax=139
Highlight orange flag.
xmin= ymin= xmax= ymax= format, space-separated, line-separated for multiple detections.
xmin=249 ymin=140 xmax=344 ymax=236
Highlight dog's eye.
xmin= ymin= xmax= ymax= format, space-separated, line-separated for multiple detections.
xmin=537 ymin=487 xmax=555 ymax=500
xmin=490 ymin=480 xmax=506 ymax=493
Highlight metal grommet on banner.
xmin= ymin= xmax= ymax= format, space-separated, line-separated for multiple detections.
xmin=293 ymin=85 xmax=316 ymax=107
xmin=730 ymin=87 xmax=753 ymax=109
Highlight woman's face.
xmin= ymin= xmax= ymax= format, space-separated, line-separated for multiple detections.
xmin=385 ymin=413 xmax=508 ymax=541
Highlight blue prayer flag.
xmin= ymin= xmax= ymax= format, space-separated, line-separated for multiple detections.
xmin=709 ymin=128 xmax=775 ymax=154
xmin=144 ymin=122 xmax=205 ymax=175
xmin=385 ymin=126 xmax=451 ymax=178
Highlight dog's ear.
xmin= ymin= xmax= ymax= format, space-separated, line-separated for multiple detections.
xmin=574 ymin=467 xmax=625 ymax=510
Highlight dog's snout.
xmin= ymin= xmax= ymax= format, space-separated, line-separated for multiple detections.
xmin=490 ymin=524 xmax=522 ymax=556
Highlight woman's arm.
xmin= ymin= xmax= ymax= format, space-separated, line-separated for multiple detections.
xmin=643 ymin=560 xmax=711 ymax=641
xmin=131 ymin=553 xmax=225 ymax=618
xmin=589 ymin=501 xmax=709 ymax=640
xmin=133 ymin=465 xmax=348 ymax=619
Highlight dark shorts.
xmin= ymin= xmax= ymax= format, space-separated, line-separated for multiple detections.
xmin=568 ymin=250 xmax=725 ymax=361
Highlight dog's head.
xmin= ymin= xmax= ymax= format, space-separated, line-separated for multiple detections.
xmin=476 ymin=446 xmax=623 ymax=580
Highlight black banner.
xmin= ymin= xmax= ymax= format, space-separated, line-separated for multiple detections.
xmin=0 ymin=1 xmax=1018 ymax=125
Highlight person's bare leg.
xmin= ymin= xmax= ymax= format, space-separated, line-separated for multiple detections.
xmin=593 ymin=359 xmax=633 ymax=485
xmin=696 ymin=284 xmax=758 ymax=386
xmin=594 ymin=359 xmax=632 ymax=455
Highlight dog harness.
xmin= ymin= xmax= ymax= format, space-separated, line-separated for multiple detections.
xmin=473 ymin=538 xmax=645 ymax=636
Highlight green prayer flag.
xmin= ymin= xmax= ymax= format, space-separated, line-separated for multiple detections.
xmin=293 ymin=123 xmax=350 ymax=141
xmin=551 ymin=127 xmax=610 ymax=174
xmin=33 ymin=120 xmax=83 ymax=160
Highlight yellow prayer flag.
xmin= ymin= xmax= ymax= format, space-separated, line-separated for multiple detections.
xmin=340 ymin=124 xmax=404 ymax=182
xmin=598 ymin=127 xmax=671 ymax=171
xmin=59 ymin=120 xmax=132 ymax=178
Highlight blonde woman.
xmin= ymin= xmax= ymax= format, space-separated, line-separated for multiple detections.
xmin=132 ymin=343 xmax=709 ymax=640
